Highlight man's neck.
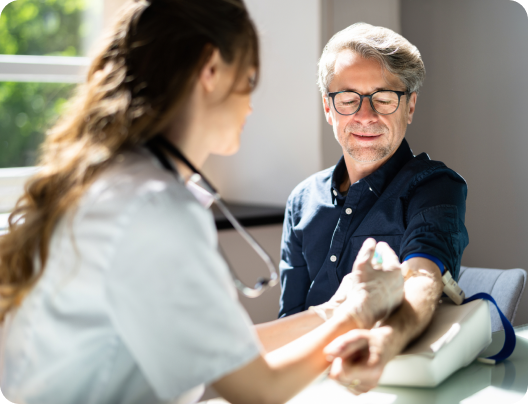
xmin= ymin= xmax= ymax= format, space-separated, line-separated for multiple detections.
xmin=340 ymin=151 xmax=393 ymax=191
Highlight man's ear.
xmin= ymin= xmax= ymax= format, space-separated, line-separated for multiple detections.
xmin=199 ymin=47 xmax=222 ymax=93
xmin=407 ymin=92 xmax=417 ymax=124
xmin=323 ymin=95 xmax=334 ymax=126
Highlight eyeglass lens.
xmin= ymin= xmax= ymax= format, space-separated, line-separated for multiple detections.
xmin=334 ymin=91 xmax=400 ymax=115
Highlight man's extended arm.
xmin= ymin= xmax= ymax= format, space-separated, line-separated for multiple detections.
xmin=257 ymin=239 xmax=405 ymax=353
xmin=324 ymin=256 xmax=443 ymax=393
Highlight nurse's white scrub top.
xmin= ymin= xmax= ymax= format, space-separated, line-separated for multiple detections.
xmin=0 ymin=148 xmax=261 ymax=404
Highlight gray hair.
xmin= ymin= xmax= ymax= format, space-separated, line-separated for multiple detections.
xmin=318 ymin=22 xmax=425 ymax=95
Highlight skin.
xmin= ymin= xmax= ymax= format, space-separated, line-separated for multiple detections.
xmin=320 ymin=51 xmax=444 ymax=393
xmin=162 ymin=49 xmax=367 ymax=404
xmin=164 ymin=49 xmax=253 ymax=174
xmin=161 ymin=48 xmax=426 ymax=402
xmin=323 ymin=50 xmax=417 ymax=188
xmin=325 ymin=258 xmax=443 ymax=394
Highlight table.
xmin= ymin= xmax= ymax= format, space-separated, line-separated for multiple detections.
xmin=200 ymin=324 xmax=528 ymax=404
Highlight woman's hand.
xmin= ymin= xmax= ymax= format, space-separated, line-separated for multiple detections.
xmin=311 ymin=238 xmax=404 ymax=329
xmin=323 ymin=326 xmax=401 ymax=395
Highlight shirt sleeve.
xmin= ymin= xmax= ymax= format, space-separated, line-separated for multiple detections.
xmin=399 ymin=168 xmax=469 ymax=280
xmin=104 ymin=187 xmax=261 ymax=401
xmin=279 ymin=195 xmax=311 ymax=317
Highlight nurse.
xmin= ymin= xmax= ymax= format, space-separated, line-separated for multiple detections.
xmin=0 ymin=0 xmax=404 ymax=403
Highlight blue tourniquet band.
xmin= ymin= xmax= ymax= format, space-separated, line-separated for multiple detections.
xmin=404 ymin=253 xmax=446 ymax=275
xmin=464 ymin=293 xmax=516 ymax=362
xmin=404 ymin=254 xmax=515 ymax=363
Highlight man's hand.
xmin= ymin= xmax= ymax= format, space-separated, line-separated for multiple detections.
xmin=312 ymin=238 xmax=404 ymax=329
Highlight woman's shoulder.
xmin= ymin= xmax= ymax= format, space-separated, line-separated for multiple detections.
xmin=76 ymin=148 xmax=214 ymax=237
xmin=87 ymin=148 xmax=181 ymax=199
xmin=83 ymin=149 xmax=200 ymax=209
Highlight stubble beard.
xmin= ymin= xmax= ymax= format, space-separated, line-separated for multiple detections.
xmin=341 ymin=122 xmax=392 ymax=163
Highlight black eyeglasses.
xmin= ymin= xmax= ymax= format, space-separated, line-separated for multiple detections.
xmin=327 ymin=90 xmax=407 ymax=116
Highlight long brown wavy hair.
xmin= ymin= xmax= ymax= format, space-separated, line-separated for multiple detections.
xmin=0 ymin=0 xmax=259 ymax=322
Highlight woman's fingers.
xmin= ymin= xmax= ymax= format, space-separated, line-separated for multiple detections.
xmin=324 ymin=330 xmax=370 ymax=359
xmin=356 ymin=238 xmax=377 ymax=265
xmin=326 ymin=333 xmax=380 ymax=395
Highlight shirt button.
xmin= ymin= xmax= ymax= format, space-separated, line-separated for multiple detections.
xmin=330 ymin=255 xmax=337 ymax=262
xmin=369 ymin=187 xmax=372 ymax=191
xmin=345 ymin=208 xmax=352 ymax=215
xmin=333 ymin=189 xmax=337 ymax=196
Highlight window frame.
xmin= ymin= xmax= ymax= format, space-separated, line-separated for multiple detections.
xmin=0 ymin=54 xmax=89 ymax=83
xmin=0 ymin=0 xmax=126 ymax=216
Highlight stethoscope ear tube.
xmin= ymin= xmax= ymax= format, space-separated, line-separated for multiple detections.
xmin=145 ymin=135 xmax=279 ymax=298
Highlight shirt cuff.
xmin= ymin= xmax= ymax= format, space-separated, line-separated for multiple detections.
xmin=404 ymin=253 xmax=445 ymax=275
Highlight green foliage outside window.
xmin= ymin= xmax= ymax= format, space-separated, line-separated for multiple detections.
xmin=0 ymin=82 xmax=74 ymax=167
xmin=0 ymin=0 xmax=87 ymax=57
xmin=0 ymin=0 xmax=101 ymax=168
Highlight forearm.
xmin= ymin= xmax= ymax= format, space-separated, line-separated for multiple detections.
xmin=215 ymin=314 xmax=358 ymax=404
xmin=383 ymin=257 xmax=444 ymax=354
xmin=255 ymin=310 xmax=325 ymax=352
xmin=264 ymin=316 xmax=355 ymax=397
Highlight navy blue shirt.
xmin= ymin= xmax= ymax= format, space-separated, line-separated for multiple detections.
xmin=279 ymin=139 xmax=469 ymax=317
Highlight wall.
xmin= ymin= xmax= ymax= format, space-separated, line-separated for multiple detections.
xmin=401 ymin=0 xmax=528 ymax=324
xmin=105 ymin=0 xmax=402 ymax=204
xmin=202 ymin=0 xmax=323 ymax=207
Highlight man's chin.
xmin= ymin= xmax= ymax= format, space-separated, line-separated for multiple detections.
xmin=345 ymin=146 xmax=391 ymax=163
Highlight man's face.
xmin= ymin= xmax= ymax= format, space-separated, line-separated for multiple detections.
xmin=323 ymin=51 xmax=417 ymax=164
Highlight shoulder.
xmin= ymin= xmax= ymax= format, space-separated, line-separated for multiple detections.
xmin=86 ymin=148 xmax=188 ymax=203
xmin=79 ymin=148 xmax=215 ymax=245
xmin=399 ymin=153 xmax=468 ymax=222
xmin=404 ymin=153 xmax=467 ymax=193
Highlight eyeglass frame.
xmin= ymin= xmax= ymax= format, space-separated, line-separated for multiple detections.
xmin=326 ymin=89 xmax=408 ymax=116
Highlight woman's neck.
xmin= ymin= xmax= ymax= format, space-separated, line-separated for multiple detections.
xmin=162 ymin=95 xmax=212 ymax=175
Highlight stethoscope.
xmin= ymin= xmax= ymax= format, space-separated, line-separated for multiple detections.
xmin=145 ymin=135 xmax=279 ymax=298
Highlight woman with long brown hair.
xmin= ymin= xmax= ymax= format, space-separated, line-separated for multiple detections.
xmin=0 ymin=0 xmax=404 ymax=403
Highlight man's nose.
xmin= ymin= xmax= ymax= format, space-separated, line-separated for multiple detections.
xmin=353 ymin=97 xmax=378 ymax=124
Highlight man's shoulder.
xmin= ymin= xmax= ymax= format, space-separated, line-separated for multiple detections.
xmin=405 ymin=153 xmax=466 ymax=187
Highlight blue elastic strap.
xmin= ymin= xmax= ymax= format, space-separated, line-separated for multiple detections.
xmin=404 ymin=253 xmax=515 ymax=363
xmin=404 ymin=253 xmax=445 ymax=275
xmin=463 ymin=292 xmax=516 ymax=362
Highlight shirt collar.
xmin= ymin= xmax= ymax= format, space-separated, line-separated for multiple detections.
xmin=330 ymin=138 xmax=414 ymax=201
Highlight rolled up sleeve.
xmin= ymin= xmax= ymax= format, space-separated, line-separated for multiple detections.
xmin=400 ymin=170 xmax=469 ymax=280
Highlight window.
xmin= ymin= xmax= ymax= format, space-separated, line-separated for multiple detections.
xmin=0 ymin=0 xmax=102 ymax=168
xmin=0 ymin=0 xmax=106 ymax=229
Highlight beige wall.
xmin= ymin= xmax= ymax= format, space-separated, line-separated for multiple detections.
xmin=99 ymin=0 xmax=528 ymax=326
xmin=222 ymin=0 xmax=528 ymax=327
xmin=401 ymin=0 xmax=528 ymax=325
xmin=203 ymin=0 xmax=323 ymax=207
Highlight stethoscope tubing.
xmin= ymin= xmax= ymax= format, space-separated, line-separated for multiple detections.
xmin=145 ymin=135 xmax=279 ymax=298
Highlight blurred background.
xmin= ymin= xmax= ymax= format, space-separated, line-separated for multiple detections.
xmin=1 ymin=0 xmax=528 ymax=325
